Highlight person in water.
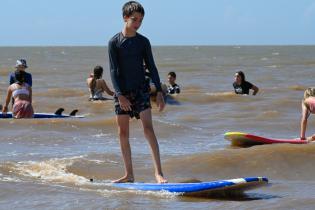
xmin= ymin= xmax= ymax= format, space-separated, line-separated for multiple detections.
xmin=108 ymin=1 xmax=167 ymax=183
xmin=87 ymin=66 xmax=114 ymax=100
xmin=9 ymin=59 xmax=32 ymax=106
xmin=233 ymin=71 xmax=259 ymax=95
xmin=9 ymin=59 xmax=32 ymax=87
xmin=2 ymin=70 xmax=34 ymax=118
xmin=300 ymin=88 xmax=315 ymax=141
xmin=167 ymin=71 xmax=180 ymax=95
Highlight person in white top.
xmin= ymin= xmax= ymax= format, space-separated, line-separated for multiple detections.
xmin=2 ymin=70 xmax=34 ymax=118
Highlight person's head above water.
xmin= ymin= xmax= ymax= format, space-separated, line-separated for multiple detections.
xmin=168 ymin=72 xmax=177 ymax=85
xmin=93 ymin=66 xmax=103 ymax=79
xmin=15 ymin=59 xmax=28 ymax=71
xmin=14 ymin=70 xmax=26 ymax=84
xmin=234 ymin=71 xmax=245 ymax=85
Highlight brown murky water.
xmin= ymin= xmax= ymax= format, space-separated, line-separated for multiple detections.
xmin=0 ymin=46 xmax=315 ymax=209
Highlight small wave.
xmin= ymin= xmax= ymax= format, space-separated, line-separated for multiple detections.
xmin=255 ymin=111 xmax=281 ymax=120
xmin=178 ymin=91 xmax=251 ymax=104
xmin=265 ymin=65 xmax=278 ymax=68
xmin=288 ymin=85 xmax=307 ymax=91
xmin=35 ymin=88 xmax=86 ymax=98
xmin=163 ymin=144 xmax=315 ymax=181
xmin=0 ymin=68 xmax=11 ymax=77
xmin=13 ymin=157 xmax=89 ymax=185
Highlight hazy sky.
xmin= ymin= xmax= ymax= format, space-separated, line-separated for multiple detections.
xmin=1 ymin=0 xmax=315 ymax=46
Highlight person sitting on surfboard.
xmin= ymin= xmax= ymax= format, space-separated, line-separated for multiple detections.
xmin=233 ymin=71 xmax=259 ymax=95
xmin=87 ymin=66 xmax=114 ymax=101
xmin=300 ymin=87 xmax=315 ymax=141
xmin=2 ymin=70 xmax=34 ymax=118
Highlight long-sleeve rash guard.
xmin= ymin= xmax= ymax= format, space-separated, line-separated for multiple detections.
xmin=108 ymin=32 xmax=162 ymax=96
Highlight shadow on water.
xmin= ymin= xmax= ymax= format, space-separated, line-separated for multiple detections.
xmin=179 ymin=191 xmax=279 ymax=202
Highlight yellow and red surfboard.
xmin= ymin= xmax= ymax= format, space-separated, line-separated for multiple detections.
xmin=224 ymin=132 xmax=308 ymax=146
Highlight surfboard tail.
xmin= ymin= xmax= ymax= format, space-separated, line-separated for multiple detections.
xmin=54 ymin=108 xmax=65 ymax=115
xmin=69 ymin=109 xmax=78 ymax=116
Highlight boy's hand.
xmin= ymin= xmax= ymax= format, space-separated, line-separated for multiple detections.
xmin=156 ymin=92 xmax=165 ymax=112
xmin=118 ymin=95 xmax=132 ymax=111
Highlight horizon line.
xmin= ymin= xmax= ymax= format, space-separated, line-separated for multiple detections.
xmin=0 ymin=44 xmax=314 ymax=48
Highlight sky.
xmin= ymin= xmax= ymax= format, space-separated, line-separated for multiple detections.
xmin=0 ymin=0 xmax=315 ymax=46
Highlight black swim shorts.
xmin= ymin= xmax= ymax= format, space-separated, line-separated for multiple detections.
xmin=114 ymin=85 xmax=151 ymax=119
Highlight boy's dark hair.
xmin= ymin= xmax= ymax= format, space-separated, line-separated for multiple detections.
xmin=14 ymin=70 xmax=25 ymax=84
xmin=122 ymin=1 xmax=145 ymax=17
xmin=93 ymin=66 xmax=103 ymax=79
xmin=168 ymin=71 xmax=176 ymax=78
xmin=236 ymin=71 xmax=245 ymax=83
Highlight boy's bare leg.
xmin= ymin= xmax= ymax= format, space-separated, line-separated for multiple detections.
xmin=140 ymin=109 xmax=167 ymax=183
xmin=112 ymin=115 xmax=134 ymax=183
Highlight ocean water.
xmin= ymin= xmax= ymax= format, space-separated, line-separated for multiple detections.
xmin=0 ymin=46 xmax=315 ymax=209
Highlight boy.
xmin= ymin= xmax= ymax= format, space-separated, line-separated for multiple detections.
xmin=167 ymin=72 xmax=180 ymax=94
xmin=108 ymin=1 xmax=167 ymax=183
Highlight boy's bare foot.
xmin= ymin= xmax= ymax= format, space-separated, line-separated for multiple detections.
xmin=156 ymin=174 xmax=168 ymax=183
xmin=112 ymin=175 xmax=134 ymax=183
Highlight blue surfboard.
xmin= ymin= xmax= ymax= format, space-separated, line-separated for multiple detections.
xmin=0 ymin=108 xmax=84 ymax=119
xmin=0 ymin=112 xmax=84 ymax=119
xmin=112 ymin=177 xmax=268 ymax=195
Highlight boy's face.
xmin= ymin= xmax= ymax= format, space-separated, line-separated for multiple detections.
xmin=168 ymin=75 xmax=176 ymax=84
xmin=124 ymin=12 xmax=144 ymax=32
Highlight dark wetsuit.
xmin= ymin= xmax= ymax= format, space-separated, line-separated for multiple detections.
xmin=9 ymin=71 xmax=32 ymax=86
xmin=233 ymin=81 xmax=253 ymax=95
xmin=108 ymin=32 xmax=162 ymax=119
xmin=168 ymin=84 xmax=180 ymax=94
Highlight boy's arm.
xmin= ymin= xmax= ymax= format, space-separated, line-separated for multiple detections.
xmin=108 ymin=39 xmax=122 ymax=96
xmin=143 ymin=39 xmax=162 ymax=93
xmin=143 ymin=39 xmax=165 ymax=111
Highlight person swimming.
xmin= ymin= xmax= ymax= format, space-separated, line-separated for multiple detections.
xmin=167 ymin=71 xmax=180 ymax=95
xmin=2 ymin=70 xmax=34 ymax=118
xmin=87 ymin=66 xmax=114 ymax=100
xmin=233 ymin=71 xmax=259 ymax=95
